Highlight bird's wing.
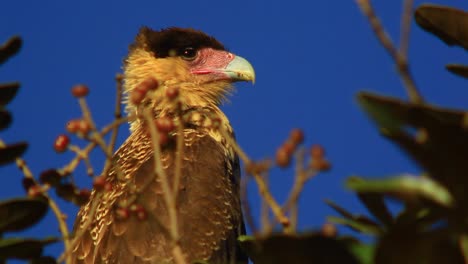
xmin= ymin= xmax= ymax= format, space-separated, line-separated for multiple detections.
xmin=71 ymin=126 xmax=246 ymax=264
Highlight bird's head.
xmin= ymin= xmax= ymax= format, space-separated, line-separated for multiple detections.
xmin=123 ymin=27 xmax=255 ymax=127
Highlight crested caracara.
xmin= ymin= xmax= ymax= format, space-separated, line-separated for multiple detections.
xmin=71 ymin=27 xmax=255 ymax=264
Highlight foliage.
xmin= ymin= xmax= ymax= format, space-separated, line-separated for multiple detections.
xmin=1 ymin=1 xmax=468 ymax=263
xmin=0 ymin=36 xmax=56 ymax=263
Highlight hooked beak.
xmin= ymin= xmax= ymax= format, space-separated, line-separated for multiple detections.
xmin=223 ymin=55 xmax=256 ymax=83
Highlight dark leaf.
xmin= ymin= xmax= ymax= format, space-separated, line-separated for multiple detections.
xmin=375 ymin=230 xmax=464 ymax=264
xmin=327 ymin=216 xmax=382 ymax=235
xmin=55 ymin=183 xmax=76 ymax=202
xmin=357 ymin=192 xmax=393 ymax=227
xmin=325 ymin=200 xmax=382 ymax=235
xmin=446 ymin=64 xmax=468 ymax=79
xmin=30 ymin=256 xmax=58 ymax=264
xmin=393 ymin=205 xmax=443 ymax=230
xmin=0 ymin=36 xmax=22 ymax=65
xmin=0 ymin=237 xmax=57 ymax=260
xmin=325 ymin=199 xmax=354 ymax=219
xmin=0 ymin=82 xmax=19 ymax=106
xmin=0 ymin=198 xmax=48 ymax=234
xmin=0 ymin=142 xmax=27 ymax=166
xmin=415 ymin=4 xmax=468 ymax=50
xmin=347 ymin=175 xmax=453 ymax=208
xmin=357 ymin=92 xmax=468 ymax=204
xmin=0 ymin=110 xmax=12 ymax=131
xmin=239 ymin=233 xmax=359 ymax=264
xmin=39 ymin=169 xmax=61 ymax=187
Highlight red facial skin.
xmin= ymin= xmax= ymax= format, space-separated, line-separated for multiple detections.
xmin=189 ymin=48 xmax=236 ymax=81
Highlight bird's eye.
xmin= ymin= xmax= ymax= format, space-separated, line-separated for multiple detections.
xmin=180 ymin=47 xmax=197 ymax=60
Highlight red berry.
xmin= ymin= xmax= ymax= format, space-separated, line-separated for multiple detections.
xmin=155 ymin=117 xmax=175 ymax=133
xmin=22 ymin=178 xmax=36 ymax=192
xmin=290 ymin=128 xmax=304 ymax=145
xmin=165 ymin=86 xmax=179 ymax=100
xmin=93 ymin=176 xmax=106 ymax=192
xmin=104 ymin=182 xmax=113 ymax=192
xmin=28 ymin=185 xmax=43 ymax=197
xmin=78 ymin=119 xmax=91 ymax=135
xmin=310 ymin=159 xmax=331 ymax=171
xmin=66 ymin=119 xmax=80 ymax=133
xmin=115 ymin=207 xmax=130 ymax=220
xmin=130 ymin=204 xmax=148 ymax=221
xmin=322 ymin=222 xmax=337 ymax=237
xmin=130 ymin=88 xmax=147 ymax=105
xmin=275 ymin=147 xmax=291 ymax=168
xmin=311 ymin=144 xmax=325 ymax=159
xmin=71 ymin=84 xmax=89 ymax=98
xmin=54 ymin=134 xmax=70 ymax=153
xmin=281 ymin=142 xmax=295 ymax=156
xmin=138 ymin=77 xmax=159 ymax=91
xmin=76 ymin=189 xmax=91 ymax=205
xmin=56 ymin=183 xmax=76 ymax=202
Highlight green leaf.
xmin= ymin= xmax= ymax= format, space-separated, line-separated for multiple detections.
xmin=344 ymin=240 xmax=375 ymax=264
xmin=0 ymin=36 xmax=22 ymax=65
xmin=357 ymin=93 xmax=404 ymax=134
xmin=0 ymin=198 xmax=48 ymax=234
xmin=460 ymin=235 xmax=468 ymax=263
xmin=415 ymin=4 xmax=468 ymax=50
xmin=357 ymin=92 xmax=468 ymax=204
xmin=0 ymin=237 xmax=57 ymax=260
xmin=446 ymin=64 xmax=468 ymax=79
xmin=347 ymin=175 xmax=454 ymax=207
xmin=327 ymin=216 xmax=382 ymax=235
xmin=357 ymin=92 xmax=465 ymax=132
xmin=325 ymin=199 xmax=382 ymax=235
xmin=239 ymin=233 xmax=359 ymax=264
xmin=0 ymin=142 xmax=27 ymax=166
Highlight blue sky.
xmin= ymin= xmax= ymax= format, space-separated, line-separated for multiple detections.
xmin=1 ymin=0 xmax=468 ymax=260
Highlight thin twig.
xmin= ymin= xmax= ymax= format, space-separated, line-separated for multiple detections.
xmin=102 ymin=74 xmax=124 ymax=175
xmin=356 ymin=0 xmax=424 ymax=104
xmin=283 ymin=148 xmax=313 ymax=233
xmin=217 ymin=122 xmax=290 ymax=227
xmin=68 ymin=145 xmax=94 ymax=176
xmin=173 ymin=102 xmax=184 ymax=201
xmin=58 ymin=192 xmax=103 ymax=263
xmin=260 ymin=173 xmax=270 ymax=233
xmin=59 ymin=117 xmax=128 ymax=176
xmin=240 ymin=174 xmax=258 ymax=234
xmin=142 ymin=108 xmax=186 ymax=264
xmin=78 ymin=97 xmax=126 ymax=180
xmin=399 ymin=0 xmax=414 ymax=57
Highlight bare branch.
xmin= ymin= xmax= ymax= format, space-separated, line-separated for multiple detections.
xmin=142 ymin=108 xmax=187 ymax=264
xmin=399 ymin=0 xmax=414 ymax=56
xmin=356 ymin=0 xmax=424 ymax=104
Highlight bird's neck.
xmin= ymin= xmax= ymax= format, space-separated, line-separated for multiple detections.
xmin=128 ymin=104 xmax=236 ymax=161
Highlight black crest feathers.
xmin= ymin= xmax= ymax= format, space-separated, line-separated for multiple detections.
xmin=130 ymin=27 xmax=226 ymax=58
